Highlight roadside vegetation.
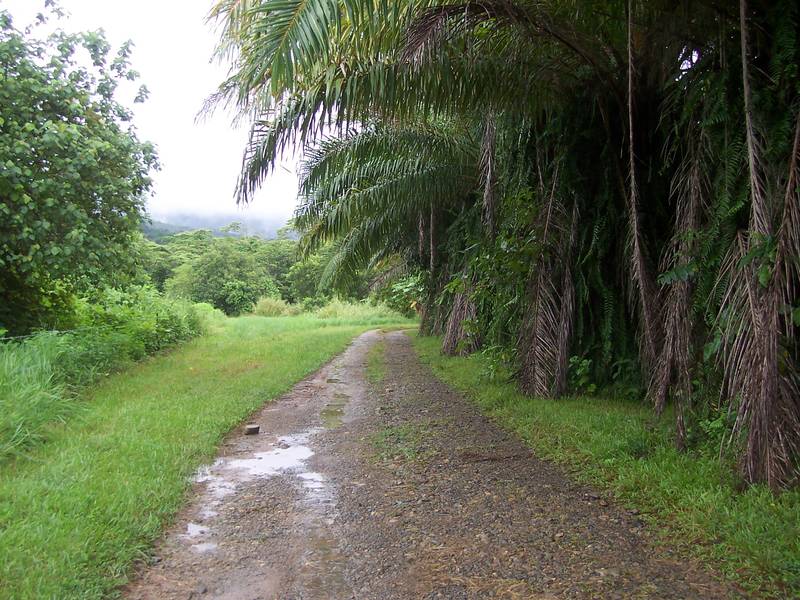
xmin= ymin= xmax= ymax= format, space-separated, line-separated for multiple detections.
xmin=0 ymin=312 xmax=412 ymax=600
xmin=0 ymin=7 xmax=415 ymax=466
xmin=413 ymin=335 xmax=800 ymax=596
xmin=0 ymin=289 xmax=214 ymax=462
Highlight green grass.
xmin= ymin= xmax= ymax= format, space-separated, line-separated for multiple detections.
xmin=0 ymin=292 xmax=212 ymax=463
xmin=371 ymin=423 xmax=432 ymax=462
xmin=366 ymin=339 xmax=387 ymax=384
xmin=412 ymin=334 xmax=800 ymax=598
xmin=0 ymin=314 xmax=410 ymax=599
xmin=311 ymin=298 xmax=412 ymax=325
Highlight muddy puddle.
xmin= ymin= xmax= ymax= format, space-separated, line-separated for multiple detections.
xmin=186 ymin=429 xmax=333 ymax=557
xmin=126 ymin=331 xmax=379 ymax=599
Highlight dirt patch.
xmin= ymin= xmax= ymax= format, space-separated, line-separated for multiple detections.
xmin=125 ymin=330 xmax=742 ymax=599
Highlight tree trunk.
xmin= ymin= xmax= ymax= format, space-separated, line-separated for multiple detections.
xmin=626 ymin=0 xmax=661 ymax=379
xmin=442 ymin=277 xmax=480 ymax=356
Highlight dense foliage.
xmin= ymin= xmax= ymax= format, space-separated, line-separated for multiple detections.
xmin=0 ymin=12 xmax=156 ymax=334
xmin=212 ymin=0 xmax=800 ymax=490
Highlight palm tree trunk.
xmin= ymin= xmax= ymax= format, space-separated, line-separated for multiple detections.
xmin=626 ymin=0 xmax=660 ymax=377
xmin=725 ymin=0 xmax=800 ymax=489
xmin=429 ymin=204 xmax=437 ymax=273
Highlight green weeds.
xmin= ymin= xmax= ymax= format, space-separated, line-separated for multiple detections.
xmin=372 ymin=423 xmax=433 ymax=462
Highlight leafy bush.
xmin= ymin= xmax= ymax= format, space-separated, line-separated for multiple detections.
xmin=373 ymin=272 xmax=425 ymax=318
xmin=75 ymin=286 xmax=204 ymax=355
xmin=300 ymin=295 xmax=330 ymax=312
xmin=0 ymin=287 xmax=211 ymax=462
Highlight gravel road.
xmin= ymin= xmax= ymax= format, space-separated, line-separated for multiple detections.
xmin=125 ymin=330 xmax=740 ymax=599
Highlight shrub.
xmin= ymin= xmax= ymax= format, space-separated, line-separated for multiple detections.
xmin=372 ymin=273 xmax=425 ymax=318
xmin=254 ymin=296 xmax=288 ymax=317
xmin=300 ymin=295 xmax=330 ymax=312
xmin=312 ymin=299 xmax=410 ymax=324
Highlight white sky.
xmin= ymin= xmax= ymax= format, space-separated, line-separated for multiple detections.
xmin=2 ymin=0 xmax=300 ymax=226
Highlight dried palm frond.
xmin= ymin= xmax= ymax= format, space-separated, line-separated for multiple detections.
xmin=626 ymin=0 xmax=661 ymax=379
xmin=715 ymin=0 xmax=800 ymax=489
xmin=649 ymin=134 xmax=708 ymax=449
xmin=553 ymin=200 xmax=579 ymax=396
xmin=442 ymin=277 xmax=480 ymax=356
xmin=518 ymin=160 xmax=573 ymax=397
xmin=480 ymin=113 xmax=498 ymax=238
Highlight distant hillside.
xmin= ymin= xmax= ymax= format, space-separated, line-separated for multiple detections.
xmin=141 ymin=213 xmax=291 ymax=242
xmin=141 ymin=220 xmax=194 ymax=242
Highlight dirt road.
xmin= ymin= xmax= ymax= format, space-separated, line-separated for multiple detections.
xmin=125 ymin=330 xmax=738 ymax=599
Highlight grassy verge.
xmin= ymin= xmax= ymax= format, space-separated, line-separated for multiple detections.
xmin=0 ymin=315 xmax=410 ymax=599
xmin=0 ymin=290 xmax=216 ymax=462
xmin=412 ymin=334 xmax=800 ymax=598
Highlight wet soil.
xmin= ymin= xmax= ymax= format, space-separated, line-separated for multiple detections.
xmin=125 ymin=330 xmax=741 ymax=599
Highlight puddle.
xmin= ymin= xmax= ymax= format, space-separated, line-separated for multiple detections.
xmin=191 ymin=542 xmax=218 ymax=554
xmin=226 ymin=443 xmax=314 ymax=476
xmin=320 ymin=393 xmax=350 ymax=428
xmin=195 ymin=460 xmax=237 ymax=500
xmin=299 ymin=471 xmax=325 ymax=490
xmin=301 ymin=535 xmax=349 ymax=594
xmin=185 ymin=522 xmax=209 ymax=538
xmin=191 ymin=429 xmax=332 ymax=536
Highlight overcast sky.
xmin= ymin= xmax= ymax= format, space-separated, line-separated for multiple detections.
xmin=3 ymin=0 xmax=299 ymax=226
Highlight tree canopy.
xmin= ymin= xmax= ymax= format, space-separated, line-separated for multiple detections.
xmin=0 ymin=12 xmax=156 ymax=334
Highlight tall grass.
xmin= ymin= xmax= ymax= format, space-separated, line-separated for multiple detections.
xmin=0 ymin=290 xmax=218 ymax=463
xmin=0 ymin=334 xmax=68 ymax=458
xmin=312 ymin=298 xmax=412 ymax=325
xmin=252 ymin=296 xmax=302 ymax=317
xmin=251 ymin=296 xmax=416 ymax=325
